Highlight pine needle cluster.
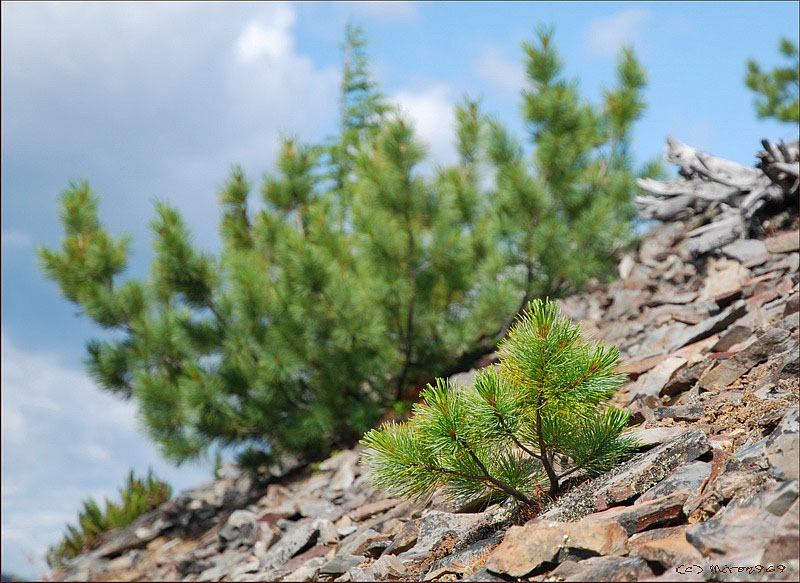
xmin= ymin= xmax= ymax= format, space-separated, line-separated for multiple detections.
xmin=46 ymin=470 xmax=172 ymax=569
xmin=361 ymin=299 xmax=638 ymax=507
xmin=746 ymin=37 xmax=800 ymax=124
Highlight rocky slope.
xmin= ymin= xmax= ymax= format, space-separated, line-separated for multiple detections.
xmin=47 ymin=199 xmax=799 ymax=581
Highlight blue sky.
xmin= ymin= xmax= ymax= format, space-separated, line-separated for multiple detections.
xmin=2 ymin=1 xmax=798 ymax=577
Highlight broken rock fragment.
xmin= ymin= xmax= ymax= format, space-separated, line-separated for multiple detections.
xmin=541 ymin=429 xmax=710 ymax=521
xmin=544 ymin=555 xmax=654 ymax=582
xmin=485 ymin=519 xmax=628 ymax=578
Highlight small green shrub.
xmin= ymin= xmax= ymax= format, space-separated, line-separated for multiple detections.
xmin=46 ymin=469 xmax=172 ymax=568
xmin=361 ymin=298 xmax=638 ymax=507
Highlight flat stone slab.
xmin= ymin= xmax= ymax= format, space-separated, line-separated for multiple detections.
xmin=765 ymin=407 xmax=799 ymax=481
xmin=426 ymin=533 xmax=503 ymax=577
xmin=259 ymin=518 xmax=318 ymax=570
xmin=320 ymin=553 xmax=363 ymax=576
xmin=540 ymin=429 xmax=710 ymax=521
xmin=351 ymin=554 xmax=407 ymax=581
xmin=587 ymin=491 xmax=690 ymax=535
xmin=653 ymin=404 xmax=704 ymax=422
xmin=670 ymin=301 xmax=747 ymax=351
xmin=616 ymin=355 xmax=664 ymax=379
xmin=380 ymin=519 xmax=418 ymax=556
xmin=764 ymin=480 xmax=799 ymax=517
xmin=347 ymin=498 xmax=401 ymax=522
xmin=282 ymin=556 xmax=326 ymax=582
xmin=685 ymin=493 xmax=782 ymax=559
xmin=765 ymin=230 xmax=800 ymax=254
xmin=624 ymin=426 xmax=688 ymax=447
xmin=337 ymin=528 xmax=389 ymax=557
xmin=96 ymin=510 xmax=171 ymax=558
xmin=699 ymin=326 xmax=794 ymax=389
xmin=462 ymin=567 xmax=507 ymax=582
xmin=636 ymin=461 xmax=711 ymax=504
xmin=545 ymin=555 xmax=655 ymax=582
xmin=721 ymin=239 xmax=770 ymax=267
xmin=628 ymin=528 xmax=703 ymax=567
xmin=627 ymin=357 xmax=687 ymax=402
xmin=397 ymin=510 xmax=491 ymax=562
xmin=486 ymin=518 xmax=628 ymax=577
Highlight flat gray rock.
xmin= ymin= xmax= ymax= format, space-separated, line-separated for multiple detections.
xmin=547 ymin=555 xmax=655 ymax=582
xmin=427 ymin=533 xmax=503 ymax=576
xmin=541 ymin=429 xmax=709 ymax=522
xmin=765 ymin=230 xmax=800 ymax=254
xmin=320 ymin=553 xmax=363 ymax=575
xmin=636 ymin=461 xmax=711 ymax=504
xmin=765 ymin=407 xmax=799 ymax=481
xmin=685 ymin=494 xmax=782 ymax=559
xmin=670 ymin=301 xmax=747 ymax=351
xmin=627 ymin=357 xmax=687 ymax=402
xmin=397 ymin=510 xmax=488 ymax=562
xmin=721 ymin=239 xmax=770 ymax=267
xmin=486 ymin=518 xmax=628 ymax=577
xmin=259 ymin=518 xmax=318 ymax=570
xmin=764 ymin=480 xmax=799 ymax=516
xmin=699 ymin=326 xmax=794 ymax=389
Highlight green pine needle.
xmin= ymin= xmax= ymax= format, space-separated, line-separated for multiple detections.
xmin=362 ymin=298 xmax=636 ymax=507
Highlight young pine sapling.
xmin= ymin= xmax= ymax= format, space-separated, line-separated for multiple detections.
xmin=361 ymin=298 xmax=638 ymax=507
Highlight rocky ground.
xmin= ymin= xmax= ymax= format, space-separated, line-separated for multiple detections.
xmin=47 ymin=212 xmax=799 ymax=582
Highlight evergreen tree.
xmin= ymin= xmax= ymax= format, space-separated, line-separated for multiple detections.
xmin=328 ymin=22 xmax=392 ymax=229
xmin=351 ymin=110 xmax=519 ymax=401
xmin=746 ymin=38 xmax=800 ymax=124
xmin=39 ymin=26 xmax=650 ymax=468
xmin=488 ymin=28 xmax=652 ymax=311
xmin=361 ymin=299 xmax=638 ymax=506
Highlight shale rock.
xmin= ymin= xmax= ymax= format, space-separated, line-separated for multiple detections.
xmin=47 ymin=157 xmax=800 ymax=583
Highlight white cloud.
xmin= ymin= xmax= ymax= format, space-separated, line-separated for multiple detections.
xmin=83 ymin=442 xmax=114 ymax=463
xmin=1 ymin=329 xmax=212 ymax=577
xmin=2 ymin=2 xmax=341 ymax=250
xmin=226 ymin=6 xmax=339 ymax=169
xmin=1 ymin=229 xmax=32 ymax=249
xmin=475 ymin=45 xmax=526 ymax=94
xmin=2 ymin=402 xmax=27 ymax=445
xmin=584 ymin=8 xmax=651 ymax=59
xmin=236 ymin=6 xmax=295 ymax=63
xmin=393 ymin=84 xmax=457 ymax=168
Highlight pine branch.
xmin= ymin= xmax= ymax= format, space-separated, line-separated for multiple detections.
xmin=489 ymin=404 xmax=542 ymax=461
xmin=459 ymin=439 xmax=537 ymax=506
xmin=363 ymin=299 xmax=633 ymax=507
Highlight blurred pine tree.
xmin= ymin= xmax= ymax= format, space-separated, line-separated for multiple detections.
xmin=39 ymin=26 xmax=651 ymax=469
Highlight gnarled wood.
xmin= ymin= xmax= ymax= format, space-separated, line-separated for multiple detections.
xmin=636 ymin=136 xmax=799 ymax=257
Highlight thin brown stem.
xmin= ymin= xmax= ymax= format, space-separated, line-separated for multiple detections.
xmin=395 ymin=201 xmax=418 ymax=401
xmin=493 ymin=411 xmax=542 ymax=461
xmin=536 ymin=404 xmax=560 ymax=495
xmin=557 ymin=464 xmax=585 ymax=481
xmin=458 ymin=441 xmax=538 ymax=506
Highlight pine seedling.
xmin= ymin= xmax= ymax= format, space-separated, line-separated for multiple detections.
xmin=361 ymin=298 xmax=638 ymax=507
xmin=46 ymin=469 xmax=172 ymax=568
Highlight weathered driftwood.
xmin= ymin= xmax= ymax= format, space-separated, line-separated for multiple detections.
xmin=636 ymin=136 xmax=799 ymax=257
xmin=683 ymin=205 xmax=745 ymax=257
xmin=757 ymin=139 xmax=800 ymax=196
